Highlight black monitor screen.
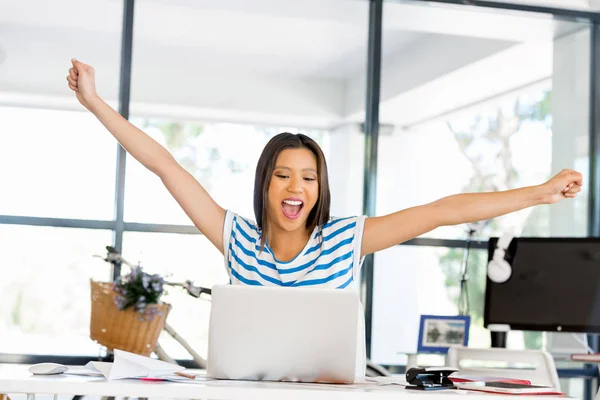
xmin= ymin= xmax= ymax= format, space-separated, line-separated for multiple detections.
xmin=484 ymin=237 xmax=600 ymax=333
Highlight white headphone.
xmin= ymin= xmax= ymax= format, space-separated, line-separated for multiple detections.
xmin=487 ymin=233 xmax=514 ymax=283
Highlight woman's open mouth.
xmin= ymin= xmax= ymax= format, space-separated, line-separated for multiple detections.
xmin=281 ymin=198 xmax=304 ymax=220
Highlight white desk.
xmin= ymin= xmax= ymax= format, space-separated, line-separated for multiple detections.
xmin=0 ymin=364 xmax=567 ymax=399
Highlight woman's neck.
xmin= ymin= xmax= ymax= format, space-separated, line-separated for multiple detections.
xmin=267 ymin=225 xmax=312 ymax=263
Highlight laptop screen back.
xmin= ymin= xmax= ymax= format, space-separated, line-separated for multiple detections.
xmin=207 ymin=285 xmax=360 ymax=383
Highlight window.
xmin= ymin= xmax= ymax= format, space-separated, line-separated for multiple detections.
xmin=0 ymin=225 xmax=112 ymax=355
xmin=124 ymin=119 xmax=364 ymax=225
xmin=128 ymin=0 xmax=368 ymax=222
xmin=378 ymin=83 xmax=586 ymax=240
xmin=0 ymin=107 xmax=117 ymax=220
xmin=0 ymin=0 xmax=123 ymax=357
xmin=121 ymin=231 xmax=228 ymax=359
xmin=2 ymin=5 xmax=595 ymax=398
xmin=0 ymin=0 xmax=370 ymax=362
xmin=373 ymin=0 xmax=591 ymax=365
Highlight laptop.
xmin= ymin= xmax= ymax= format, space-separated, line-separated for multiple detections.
xmin=207 ymin=284 xmax=360 ymax=383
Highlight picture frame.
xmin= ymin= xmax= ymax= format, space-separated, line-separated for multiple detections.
xmin=417 ymin=314 xmax=471 ymax=354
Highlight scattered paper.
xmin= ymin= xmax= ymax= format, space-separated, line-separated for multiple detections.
xmin=65 ymin=364 xmax=106 ymax=377
xmin=110 ymin=349 xmax=185 ymax=380
xmin=66 ymin=349 xmax=185 ymax=380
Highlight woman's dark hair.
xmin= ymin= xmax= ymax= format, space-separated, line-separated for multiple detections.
xmin=254 ymin=132 xmax=331 ymax=249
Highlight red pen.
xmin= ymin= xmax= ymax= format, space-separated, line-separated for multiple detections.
xmin=140 ymin=377 xmax=166 ymax=382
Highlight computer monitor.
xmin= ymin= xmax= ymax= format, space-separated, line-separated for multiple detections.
xmin=484 ymin=237 xmax=600 ymax=333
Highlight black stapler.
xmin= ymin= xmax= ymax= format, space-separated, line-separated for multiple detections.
xmin=405 ymin=367 xmax=458 ymax=391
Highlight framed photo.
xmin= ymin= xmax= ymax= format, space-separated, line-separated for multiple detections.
xmin=417 ymin=314 xmax=471 ymax=354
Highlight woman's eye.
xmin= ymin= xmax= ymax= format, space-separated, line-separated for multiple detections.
xmin=304 ymin=177 xmax=316 ymax=182
xmin=275 ymin=174 xmax=289 ymax=179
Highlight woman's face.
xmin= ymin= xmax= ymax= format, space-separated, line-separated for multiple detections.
xmin=267 ymin=147 xmax=319 ymax=234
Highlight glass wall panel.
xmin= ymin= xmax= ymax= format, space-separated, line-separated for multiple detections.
xmin=371 ymin=245 xmax=488 ymax=364
xmin=0 ymin=107 xmax=117 ymax=220
xmin=121 ymin=231 xmax=228 ymax=359
xmin=126 ymin=0 xmax=368 ymax=226
xmin=0 ymin=225 xmax=113 ymax=355
xmin=0 ymin=0 xmax=123 ymax=220
xmin=118 ymin=0 xmax=370 ymax=359
xmin=373 ymin=0 xmax=591 ymax=367
xmin=0 ymin=0 xmax=123 ymax=356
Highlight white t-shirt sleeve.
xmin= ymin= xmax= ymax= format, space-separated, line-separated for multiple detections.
xmin=222 ymin=210 xmax=235 ymax=273
xmin=351 ymin=215 xmax=367 ymax=282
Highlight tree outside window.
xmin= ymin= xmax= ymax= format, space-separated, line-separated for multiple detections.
xmin=438 ymin=87 xmax=552 ymax=350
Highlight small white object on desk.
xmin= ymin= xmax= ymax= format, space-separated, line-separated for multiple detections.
xmin=28 ymin=363 xmax=68 ymax=375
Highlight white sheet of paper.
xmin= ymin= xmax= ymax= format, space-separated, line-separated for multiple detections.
xmin=65 ymin=365 xmax=106 ymax=377
xmin=364 ymin=376 xmax=407 ymax=386
xmin=87 ymin=361 xmax=113 ymax=377
xmin=67 ymin=350 xmax=185 ymax=380
xmin=108 ymin=349 xmax=185 ymax=380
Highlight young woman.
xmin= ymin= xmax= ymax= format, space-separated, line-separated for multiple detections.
xmin=67 ymin=58 xmax=583 ymax=376
xmin=66 ymin=57 xmax=582 ymax=283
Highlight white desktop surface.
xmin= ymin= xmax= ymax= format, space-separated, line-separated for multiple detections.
xmin=0 ymin=364 xmax=567 ymax=399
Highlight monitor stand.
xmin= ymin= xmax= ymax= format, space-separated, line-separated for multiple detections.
xmin=489 ymin=324 xmax=510 ymax=348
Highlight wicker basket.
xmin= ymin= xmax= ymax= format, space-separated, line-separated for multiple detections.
xmin=90 ymin=280 xmax=171 ymax=356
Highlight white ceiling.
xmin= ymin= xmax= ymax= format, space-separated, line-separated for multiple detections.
xmin=0 ymin=0 xmax=592 ymax=127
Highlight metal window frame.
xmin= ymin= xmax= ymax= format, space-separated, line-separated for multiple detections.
xmin=112 ymin=0 xmax=135 ymax=279
xmin=361 ymin=0 xmax=383 ymax=359
xmin=0 ymin=0 xmax=599 ymax=376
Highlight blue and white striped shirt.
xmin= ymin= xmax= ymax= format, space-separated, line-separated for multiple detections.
xmin=222 ymin=211 xmax=366 ymax=289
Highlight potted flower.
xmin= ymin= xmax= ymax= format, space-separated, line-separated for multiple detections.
xmin=113 ymin=265 xmax=167 ymax=321
xmin=90 ymin=265 xmax=171 ymax=356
